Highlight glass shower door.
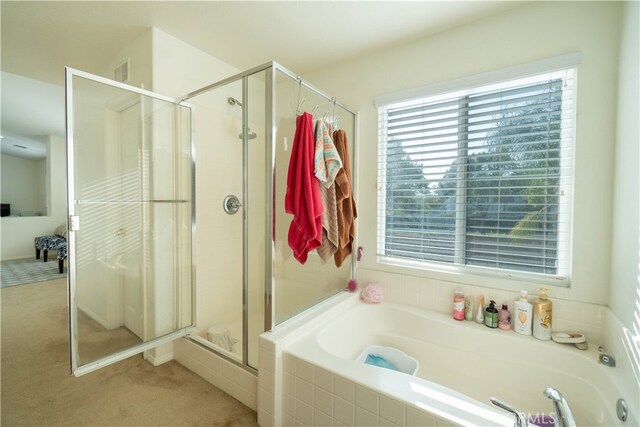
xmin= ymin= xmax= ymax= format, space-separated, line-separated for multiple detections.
xmin=66 ymin=68 xmax=194 ymax=376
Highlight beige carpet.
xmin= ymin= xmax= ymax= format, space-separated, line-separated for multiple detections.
xmin=76 ymin=306 xmax=142 ymax=366
xmin=1 ymin=279 xmax=258 ymax=426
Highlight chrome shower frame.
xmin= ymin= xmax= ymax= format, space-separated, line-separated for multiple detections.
xmin=181 ymin=61 xmax=358 ymax=371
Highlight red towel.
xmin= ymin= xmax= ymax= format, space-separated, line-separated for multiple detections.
xmin=285 ymin=113 xmax=324 ymax=264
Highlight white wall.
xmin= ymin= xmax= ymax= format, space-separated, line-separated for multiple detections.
xmin=0 ymin=135 xmax=67 ymax=260
xmin=151 ymin=27 xmax=238 ymax=98
xmin=1 ymin=153 xmax=46 ymax=215
xmin=306 ymin=1 xmax=623 ymax=305
xmin=609 ymin=2 xmax=639 ymax=332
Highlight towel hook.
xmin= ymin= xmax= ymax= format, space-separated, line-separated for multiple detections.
xmin=331 ymin=97 xmax=337 ymax=127
xmin=295 ymin=76 xmax=305 ymax=115
xmin=322 ymin=97 xmax=332 ymax=123
xmin=296 ymin=99 xmax=306 ymax=116
xmin=332 ymin=97 xmax=340 ymax=130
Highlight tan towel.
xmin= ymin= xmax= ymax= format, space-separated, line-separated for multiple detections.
xmin=333 ymin=129 xmax=357 ymax=267
xmin=317 ymin=183 xmax=339 ymax=261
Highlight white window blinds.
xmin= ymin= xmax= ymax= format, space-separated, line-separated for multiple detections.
xmin=377 ymin=68 xmax=576 ymax=282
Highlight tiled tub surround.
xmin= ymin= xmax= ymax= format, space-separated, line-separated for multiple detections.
xmin=281 ymin=354 xmax=463 ymax=427
xmin=258 ymin=291 xmax=629 ymax=426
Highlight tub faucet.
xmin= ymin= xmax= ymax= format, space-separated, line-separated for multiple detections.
xmin=543 ymin=388 xmax=576 ymax=427
xmin=490 ymin=397 xmax=528 ymax=427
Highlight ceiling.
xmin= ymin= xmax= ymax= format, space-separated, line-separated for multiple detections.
xmin=1 ymin=1 xmax=523 ymax=158
xmin=2 ymin=1 xmax=522 ymax=85
xmin=1 ymin=72 xmax=63 ymax=159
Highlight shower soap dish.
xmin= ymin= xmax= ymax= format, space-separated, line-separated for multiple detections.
xmin=356 ymin=345 xmax=419 ymax=376
xmin=551 ymin=332 xmax=585 ymax=344
xmin=551 ymin=332 xmax=588 ymax=350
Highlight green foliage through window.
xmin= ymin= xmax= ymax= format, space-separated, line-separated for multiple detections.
xmin=379 ymin=73 xmax=574 ymax=278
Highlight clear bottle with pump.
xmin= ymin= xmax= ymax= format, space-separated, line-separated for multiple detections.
xmin=453 ymin=290 xmax=465 ymax=321
xmin=533 ymin=287 xmax=553 ymax=340
xmin=514 ymin=290 xmax=533 ymax=336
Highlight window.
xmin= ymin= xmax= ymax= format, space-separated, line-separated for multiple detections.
xmin=377 ymin=67 xmax=576 ymax=284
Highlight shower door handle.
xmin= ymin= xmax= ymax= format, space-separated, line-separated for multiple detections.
xmin=70 ymin=215 xmax=80 ymax=231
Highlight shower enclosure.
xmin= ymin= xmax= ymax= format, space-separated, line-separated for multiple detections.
xmin=65 ymin=62 xmax=356 ymax=376
xmin=182 ymin=62 xmax=357 ymax=371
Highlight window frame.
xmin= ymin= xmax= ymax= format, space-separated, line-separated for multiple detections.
xmin=375 ymin=54 xmax=580 ymax=287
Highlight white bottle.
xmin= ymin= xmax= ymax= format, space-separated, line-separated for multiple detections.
xmin=514 ymin=290 xmax=533 ymax=336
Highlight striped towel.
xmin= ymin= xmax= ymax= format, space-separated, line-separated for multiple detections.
xmin=314 ymin=120 xmax=341 ymax=261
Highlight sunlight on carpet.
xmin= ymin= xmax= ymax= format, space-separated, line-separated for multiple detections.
xmin=1 ymin=258 xmax=66 ymax=288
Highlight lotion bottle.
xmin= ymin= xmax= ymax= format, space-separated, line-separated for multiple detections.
xmin=498 ymin=304 xmax=511 ymax=330
xmin=475 ymin=296 xmax=485 ymax=324
xmin=514 ymin=290 xmax=533 ymax=336
xmin=533 ymin=287 xmax=553 ymax=340
xmin=464 ymin=297 xmax=474 ymax=321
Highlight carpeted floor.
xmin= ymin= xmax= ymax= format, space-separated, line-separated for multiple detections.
xmin=1 ymin=257 xmax=66 ymax=288
xmin=1 ymin=278 xmax=258 ymax=426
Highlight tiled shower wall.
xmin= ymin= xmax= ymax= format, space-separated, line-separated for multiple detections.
xmin=356 ymin=268 xmax=606 ymax=346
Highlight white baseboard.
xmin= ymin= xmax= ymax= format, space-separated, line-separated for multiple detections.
xmin=144 ymin=348 xmax=174 ymax=366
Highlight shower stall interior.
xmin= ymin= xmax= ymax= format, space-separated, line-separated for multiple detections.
xmin=65 ymin=62 xmax=357 ymax=376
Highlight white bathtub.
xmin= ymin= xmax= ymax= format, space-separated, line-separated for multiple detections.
xmin=280 ymin=292 xmax=624 ymax=426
